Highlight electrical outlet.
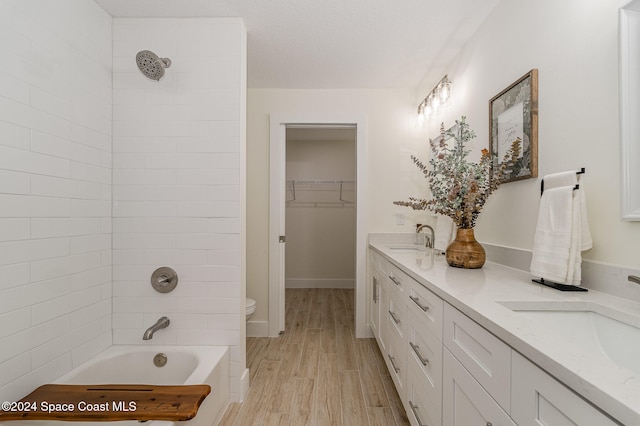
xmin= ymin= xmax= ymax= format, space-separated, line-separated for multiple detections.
xmin=396 ymin=212 xmax=405 ymax=225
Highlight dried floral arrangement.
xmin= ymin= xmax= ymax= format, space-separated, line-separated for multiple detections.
xmin=394 ymin=116 xmax=520 ymax=229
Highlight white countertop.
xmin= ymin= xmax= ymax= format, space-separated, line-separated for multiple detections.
xmin=369 ymin=235 xmax=640 ymax=426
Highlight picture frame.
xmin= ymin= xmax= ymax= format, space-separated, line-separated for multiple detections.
xmin=489 ymin=69 xmax=538 ymax=183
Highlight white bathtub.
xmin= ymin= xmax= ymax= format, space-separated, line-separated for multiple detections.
xmin=7 ymin=346 xmax=229 ymax=426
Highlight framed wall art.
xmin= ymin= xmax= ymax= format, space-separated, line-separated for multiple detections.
xmin=489 ymin=69 xmax=538 ymax=183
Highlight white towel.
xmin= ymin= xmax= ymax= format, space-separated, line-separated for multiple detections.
xmin=530 ymin=186 xmax=577 ymax=284
xmin=542 ymin=171 xmax=592 ymax=250
xmin=434 ymin=214 xmax=455 ymax=252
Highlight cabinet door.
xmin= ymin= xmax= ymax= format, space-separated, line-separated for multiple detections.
xmin=511 ymin=352 xmax=619 ymax=426
xmin=443 ymin=348 xmax=516 ymax=426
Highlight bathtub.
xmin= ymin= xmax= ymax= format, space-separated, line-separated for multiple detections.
xmin=6 ymin=346 xmax=229 ymax=426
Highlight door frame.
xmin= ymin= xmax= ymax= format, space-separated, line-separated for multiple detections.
xmin=269 ymin=114 xmax=368 ymax=337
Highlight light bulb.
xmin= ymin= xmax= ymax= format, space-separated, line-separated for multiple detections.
xmin=439 ymin=78 xmax=451 ymax=104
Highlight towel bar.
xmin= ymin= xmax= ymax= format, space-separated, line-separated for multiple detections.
xmin=540 ymin=168 xmax=585 ymax=195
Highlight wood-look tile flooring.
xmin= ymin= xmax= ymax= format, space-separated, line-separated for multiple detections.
xmin=219 ymin=288 xmax=410 ymax=426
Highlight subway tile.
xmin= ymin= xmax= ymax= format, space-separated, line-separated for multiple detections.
xmin=112 ymin=233 xmax=176 ymax=250
xmin=31 ymin=287 xmax=102 ymax=325
xmin=208 ymin=218 xmax=241 ymax=234
xmin=69 ymin=218 xmax=102 ymax=236
xmin=207 ymin=249 xmax=241 ymax=266
xmin=0 ymin=353 xmax=72 ymax=403
xmin=176 ymin=137 xmax=239 ymax=153
xmin=112 ymin=264 xmax=154 ymax=282
xmin=177 ymin=169 xmax=239 ymax=185
xmin=0 ymin=170 xmax=29 ymax=195
xmin=70 ymin=199 xmax=110 ymax=217
xmin=113 ymin=249 xmax=144 ymax=265
xmin=175 ymin=233 xmax=239 ymax=250
xmin=176 ymin=329 xmax=240 ymax=346
xmin=70 ymin=123 xmax=111 ymax=152
xmin=176 ymin=201 xmax=240 ymax=218
xmin=30 ymin=86 xmax=72 ymax=121
xmin=70 ymin=234 xmax=110 ymax=254
xmin=208 ymin=185 xmax=240 ymax=201
xmin=113 ymin=168 xmax=177 ymax=185
xmin=112 ymin=312 xmax=144 ymax=329
xmin=0 ymin=69 xmax=29 ymax=104
xmin=0 ymin=307 xmax=30 ymax=339
xmin=0 ymin=351 xmax=31 ymax=388
xmin=0 ymin=194 xmax=70 ymax=218
xmin=71 ymin=331 xmax=111 ymax=368
xmin=177 ymin=264 xmax=240 ymax=282
xmin=112 ymin=201 xmax=177 ymax=217
xmin=69 ymin=266 xmax=111 ymax=293
xmin=69 ymin=179 xmax=102 ymax=200
xmin=113 ymin=138 xmax=176 ymax=153
xmin=112 ymin=282 xmax=148 ymax=298
xmin=68 ymin=299 xmax=110 ymax=328
xmin=69 ymin=161 xmax=110 ymax=184
xmin=30 ymin=175 xmax=71 ymax=198
xmin=142 ymin=249 xmax=208 ymax=266
xmin=0 ymin=276 xmax=69 ymax=314
xmin=113 ymin=88 xmax=144 ymax=105
xmin=0 ymin=218 xmax=29 ymax=241
xmin=31 ymin=318 xmax=102 ymax=367
xmin=0 ymin=120 xmax=30 ymax=150
xmin=0 ymin=263 xmax=30 ymax=291
xmin=0 ymin=240 xmax=30 ymax=266
xmin=28 ymin=237 xmax=69 ymax=261
xmin=31 ymin=218 xmax=70 ymax=239
xmin=30 ymin=256 xmax=70 ymax=282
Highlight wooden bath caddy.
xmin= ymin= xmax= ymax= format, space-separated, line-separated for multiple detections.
xmin=0 ymin=384 xmax=211 ymax=422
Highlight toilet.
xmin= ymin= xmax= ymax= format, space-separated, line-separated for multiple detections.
xmin=245 ymin=298 xmax=256 ymax=322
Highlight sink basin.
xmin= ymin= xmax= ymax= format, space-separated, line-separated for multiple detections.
xmin=499 ymin=301 xmax=640 ymax=375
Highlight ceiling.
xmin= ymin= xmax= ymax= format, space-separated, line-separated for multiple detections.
xmin=96 ymin=0 xmax=501 ymax=90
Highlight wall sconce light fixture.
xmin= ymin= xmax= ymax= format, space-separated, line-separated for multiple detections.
xmin=417 ymin=75 xmax=451 ymax=123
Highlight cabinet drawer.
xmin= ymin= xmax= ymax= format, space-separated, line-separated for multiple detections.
xmin=511 ymin=352 xmax=618 ymax=426
xmin=370 ymin=250 xmax=389 ymax=275
xmin=407 ymin=310 xmax=442 ymax=421
xmin=443 ymin=348 xmax=516 ymax=426
xmin=444 ymin=303 xmax=511 ymax=412
xmin=387 ymin=290 xmax=407 ymax=341
xmin=387 ymin=263 xmax=410 ymax=297
xmin=407 ymin=280 xmax=443 ymax=341
xmin=407 ymin=357 xmax=441 ymax=426
xmin=385 ymin=330 xmax=407 ymax=394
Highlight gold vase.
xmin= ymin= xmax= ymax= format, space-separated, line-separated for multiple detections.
xmin=446 ymin=228 xmax=486 ymax=269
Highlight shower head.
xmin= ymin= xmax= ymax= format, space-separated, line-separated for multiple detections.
xmin=135 ymin=50 xmax=172 ymax=81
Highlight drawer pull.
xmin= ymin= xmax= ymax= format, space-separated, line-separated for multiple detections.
xmin=409 ymin=295 xmax=429 ymax=312
xmin=409 ymin=401 xmax=426 ymax=426
xmin=409 ymin=341 xmax=429 ymax=366
xmin=388 ymin=310 xmax=401 ymax=325
xmin=487 ymin=423 xmax=493 ymax=426
xmin=373 ymin=277 xmax=378 ymax=302
xmin=388 ymin=275 xmax=401 ymax=286
xmin=387 ymin=354 xmax=400 ymax=373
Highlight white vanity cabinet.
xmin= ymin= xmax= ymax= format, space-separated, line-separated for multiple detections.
xmin=511 ymin=352 xmax=618 ymax=426
xmin=367 ymin=245 xmax=624 ymax=426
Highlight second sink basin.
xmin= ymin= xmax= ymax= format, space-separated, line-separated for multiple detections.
xmin=499 ymin=300 xmax=640 ymax=375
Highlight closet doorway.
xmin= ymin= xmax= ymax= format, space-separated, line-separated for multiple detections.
xmin=285 ymin=127 xmax=356 ymax=292
xmin=269 ymin=115 xmax=368 ymax=338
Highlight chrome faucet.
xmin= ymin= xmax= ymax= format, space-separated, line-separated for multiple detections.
xmin=143 ymin=316 xmax=170 ymax=340
xmin=416 ymin=224 xmax=435 ymax=249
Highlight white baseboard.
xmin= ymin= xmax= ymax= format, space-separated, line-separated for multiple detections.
xmin=285 ymin=278 xmax=354 ymax=289
xmin=239 ymin=368 xmax=250 ymax=401
xmin=246 ymin=320 xmax=269 ymax=337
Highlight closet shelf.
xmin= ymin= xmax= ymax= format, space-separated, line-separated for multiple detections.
xmin=286 ymin=179 xmax=355 ymax=207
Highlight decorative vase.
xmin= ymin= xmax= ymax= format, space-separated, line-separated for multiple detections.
xmin=446 ymin=228 xmax=486 ymax=269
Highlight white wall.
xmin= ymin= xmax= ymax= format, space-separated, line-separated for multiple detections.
xmin=285 ymin=137 xmax=356 ymax=288
xmin=415 ymin=0 xmax=640 ymax=269
xmin=0 ymin=0 xmax=112 ymax=402
xmin=111 ymin=18 xmax=247 ymax=401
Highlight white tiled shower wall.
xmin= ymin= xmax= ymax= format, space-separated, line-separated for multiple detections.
xmin=0 ymin=4 xmax=247 ymax=403
xmin=0 ymin=1 xmax=113 ymax=401
xmin=111 ymin=19 xmax=247 ymax=400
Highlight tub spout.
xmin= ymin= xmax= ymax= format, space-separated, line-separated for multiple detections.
xmin=143 ymin=316 xmax=170 ymax=340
